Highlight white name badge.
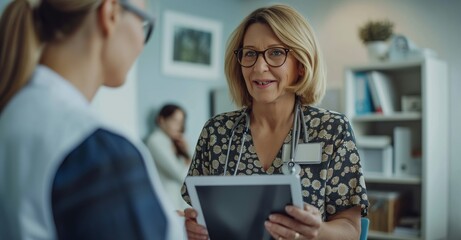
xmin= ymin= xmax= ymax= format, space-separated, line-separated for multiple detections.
xmin=282 ymin=142 xmax=322 ymax=164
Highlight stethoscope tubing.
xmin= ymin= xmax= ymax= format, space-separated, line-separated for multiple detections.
xmin=223 ymin=111 xmax=250 ymax=175
xmin=291 ymin=102 xmax=300 ymax=163
xmin=224 ymin=100 xmax=307 ymax=176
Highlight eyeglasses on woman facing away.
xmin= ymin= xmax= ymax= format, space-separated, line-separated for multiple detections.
xmin=234 ymin=47 xmax=291 ymax=68
xmin=119 ymin=0 xmax=155 ymax=44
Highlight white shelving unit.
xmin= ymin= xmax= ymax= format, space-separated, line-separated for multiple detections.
xmin=344 ymin=57 xmax=448 ymax=240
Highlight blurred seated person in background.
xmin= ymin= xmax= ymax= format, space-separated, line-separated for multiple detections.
xmin=0 ymin=0 xmax=184 ymax=239
xmin=182 ymin=4 xmax=368 ymax=240
xmin=147 ymin=104 xmax=191 ymax=211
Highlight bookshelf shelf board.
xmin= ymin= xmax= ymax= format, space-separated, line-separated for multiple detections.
xmin=365 ymin=175 xmax=421 ymax=184
xmin=369 ymin=231 xmax=421 ymax=240
xmin=346 ymin=58 xmax=424 ymax=72
xmin=352 ymin=112 xmax=421 ymax=122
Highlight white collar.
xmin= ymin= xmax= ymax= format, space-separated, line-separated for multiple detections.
xmin=30 ymin=65 xmax=90 ymax=109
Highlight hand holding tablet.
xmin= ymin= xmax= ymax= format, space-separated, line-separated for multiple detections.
xmin=185 ymin=175 xmax=303 ymax=240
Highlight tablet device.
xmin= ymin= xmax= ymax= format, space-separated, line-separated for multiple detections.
xmin=185 ymin=175 xmax=303 ymax=240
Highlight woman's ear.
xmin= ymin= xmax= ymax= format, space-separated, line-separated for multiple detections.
xmin=298 ymin=63 xmax=305 ymax=77
xmin=157 ymin=117 xmax=166 ymax=128
xmin=97 ymin=0 xmax=119 ymax=40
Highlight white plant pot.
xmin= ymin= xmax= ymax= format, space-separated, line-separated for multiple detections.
xmin=366 ymin=41 xmax=388 ymax=61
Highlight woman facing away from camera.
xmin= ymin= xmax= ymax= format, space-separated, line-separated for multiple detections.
xmin=0 ymin=0 xmax=185 ymax=239
xmin=146 ymin=104 xmax=192 ymax=211
xmin=182 ymin=4 xmax=368 ymax=240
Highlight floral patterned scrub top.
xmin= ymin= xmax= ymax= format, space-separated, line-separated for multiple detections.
xmin=182 ymin=106 xmax=369 ymax=219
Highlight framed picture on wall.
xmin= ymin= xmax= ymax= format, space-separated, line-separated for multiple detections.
xmin=162 ymin=10 xmax=222 ymax=80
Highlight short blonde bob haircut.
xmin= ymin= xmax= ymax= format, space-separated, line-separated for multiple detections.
xmin=224 ymin=4 xmax=326 ymax=108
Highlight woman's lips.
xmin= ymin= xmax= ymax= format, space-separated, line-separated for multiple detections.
xmin=253 ymin=80 xmax=276 ymax=88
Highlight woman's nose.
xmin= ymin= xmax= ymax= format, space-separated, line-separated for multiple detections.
xmin=252 ymin=54 xmax=269 ymax=72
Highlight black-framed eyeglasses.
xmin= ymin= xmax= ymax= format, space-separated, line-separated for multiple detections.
xmin=119 ymin=0 xmax=155 ymax=44
xmin=234 ymin=47 xmax=291 ymax=68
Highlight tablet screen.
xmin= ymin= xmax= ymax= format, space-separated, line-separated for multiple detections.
xmin=197 ymin=184 xmax=291 ymax=240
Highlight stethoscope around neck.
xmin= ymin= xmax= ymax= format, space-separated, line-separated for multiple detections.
xmin=223 ymin=100 xmax=309 ymax=176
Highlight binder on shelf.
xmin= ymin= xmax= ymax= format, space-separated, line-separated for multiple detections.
xmin=367 ymin=71 xmax=396 ymax=114
xmin=354 ymin=72 xmax=373 ymax=115
xmin=367 ymin=73 xmax=382 ymax=113
xmin=356 ymin=135 xmax=393 ymax=177
xmin=393 ymin=127 xmax=421 ymax=177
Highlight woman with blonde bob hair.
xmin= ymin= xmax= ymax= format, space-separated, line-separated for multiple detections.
xmin=182 ymin=4 xmax=368 ymax=240
xmin=225 ymin=4 xmax=326 ymax=108
xmin=0 ymin=0 xmax=184 ymax=239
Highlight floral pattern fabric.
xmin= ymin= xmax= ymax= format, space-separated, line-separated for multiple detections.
xmin=182 ymin=106 xmax=368 ymax=219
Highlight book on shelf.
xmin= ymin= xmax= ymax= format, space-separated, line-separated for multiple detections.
xmin=367 ymin=71 xmax=397 ymax=115
xmin=353 ymin=72 xmax=374 ymax=115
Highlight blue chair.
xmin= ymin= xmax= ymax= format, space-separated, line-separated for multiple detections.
xmin=360 ymin=218 xmax=370 ymax=240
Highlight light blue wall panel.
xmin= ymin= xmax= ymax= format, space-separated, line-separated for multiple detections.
xmin=137 ymin=0 xmax=242 ymax=147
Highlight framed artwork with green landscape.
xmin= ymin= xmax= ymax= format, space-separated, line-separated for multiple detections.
xmin=162 ymin=10 xmax=222 ymax=80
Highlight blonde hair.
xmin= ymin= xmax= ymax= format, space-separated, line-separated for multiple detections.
xmin=0 ymin=0 xmax=100 ymax=112
xmin=224 ymin=4 xmax=326 ymax=107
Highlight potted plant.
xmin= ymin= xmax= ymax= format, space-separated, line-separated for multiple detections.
xmin=359 ymin=20 xmax=394 ymax=60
